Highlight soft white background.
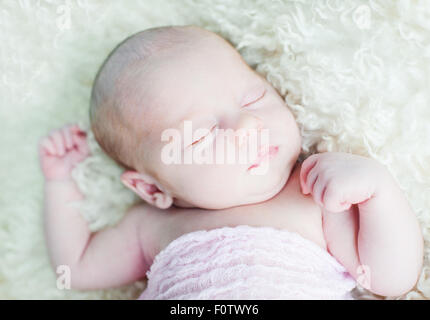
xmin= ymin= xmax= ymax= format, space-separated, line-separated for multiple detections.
xmin=1 ymin=0 xmax=429 ymax=299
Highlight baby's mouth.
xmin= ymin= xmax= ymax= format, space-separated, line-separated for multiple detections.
xmin=247 ymin=145 xmax=279 ymax=171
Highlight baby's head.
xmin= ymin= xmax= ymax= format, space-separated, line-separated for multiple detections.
xmin=90 ymin=25 xmax=301 ymax=210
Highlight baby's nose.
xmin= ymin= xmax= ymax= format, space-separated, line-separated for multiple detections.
xmin=232 ymin=113 xmax=264 ymax=149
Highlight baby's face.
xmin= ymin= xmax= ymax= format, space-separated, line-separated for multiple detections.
xmin=131 ymin=33 xmax=301 ymax=209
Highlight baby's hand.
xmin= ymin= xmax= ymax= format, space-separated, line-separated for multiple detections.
xmin=38 ymin=124 xmax=90 ymax=181
xmin=300 ymin=152 xmax=385 ymax=212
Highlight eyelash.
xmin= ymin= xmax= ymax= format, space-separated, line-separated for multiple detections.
xmin=190 ymin=124 xmax=218 ymax=147
xmin=242 ymin=88 xmax=266 ymax=108
xmin=188 ymin=88 xmax=266 ymax=147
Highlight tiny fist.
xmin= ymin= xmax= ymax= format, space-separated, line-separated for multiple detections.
xmin=299 ymin=154 xmax=319 ymax=195
xmin=324 ymin=199 xmax=352 ymax=213
xmin=70 ymin=124 xmax=86 ymax=135
xmin=38 ymin=123 xmax=90 ymax=180
xmin=300 ymin=181 xmax=310 ymax=195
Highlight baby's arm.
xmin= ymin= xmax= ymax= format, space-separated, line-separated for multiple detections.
xmin=39 ymin=125 xmax=148 ymax=290
xmin=300 ymin=152 xmax=423 ymax=297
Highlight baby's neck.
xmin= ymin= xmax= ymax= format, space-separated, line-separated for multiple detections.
xmin=154 ymin=161 xmax=308 ymax=249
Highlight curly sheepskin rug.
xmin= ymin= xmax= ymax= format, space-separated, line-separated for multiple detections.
xmin=1 ymin=0 xmax=429 ymax=300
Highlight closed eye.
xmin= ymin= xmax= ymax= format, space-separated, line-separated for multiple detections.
xmin=190 ymin=124 xmax=218 ymax=147
xmin=241 ymin=88 xmax=266 ymax=108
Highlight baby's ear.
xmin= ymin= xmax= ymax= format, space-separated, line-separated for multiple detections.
xmin=120 ymin=171 xmax=173 ymax=209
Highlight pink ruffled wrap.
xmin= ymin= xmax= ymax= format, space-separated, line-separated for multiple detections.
xmin=139 ymin=225 xmax=356 ymax=300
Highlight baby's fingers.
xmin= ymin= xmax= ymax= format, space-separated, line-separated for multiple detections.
xmin=300 ymin=154 xmax=319 ymax=194
xmin=39 ymin=137 xmax=56 ymax=155
xmin=62 ymin=126 xmax=74 ymax=150
xmin=69 ymin=124 xmax=86 ymax=136
xmin=51 ymin=130 xmax=66 ymax=156
xmin=321 ymin=186 xmax=352 ymax=213
xmin=71 ymin=128 xmax=90 ymax=156
xmin=312 ymin=175 xmax=327 ymax=207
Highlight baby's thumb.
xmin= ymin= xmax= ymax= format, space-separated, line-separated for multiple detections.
xmin=299 ymin=170 xmax=310 ymax=195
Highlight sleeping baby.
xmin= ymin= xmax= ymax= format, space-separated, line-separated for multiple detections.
xmin=39 ymin=25 xmax=423 ymax=299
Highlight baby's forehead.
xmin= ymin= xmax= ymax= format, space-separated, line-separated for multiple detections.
xmin=121 ymin=32 xmax=258 ymax=146
xmin=130 ymin=44 xmax=244 ymax=122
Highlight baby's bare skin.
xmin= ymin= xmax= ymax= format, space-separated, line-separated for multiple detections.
xmin=39 ymin=128 xmax=323 ymax=290
xmin=39 ymin=127 xmax=422 ymax=297
xmin=40 ymin=26 xmax=423 ymax=298
xmin=152 ymin=161 xmax=326 ymax=255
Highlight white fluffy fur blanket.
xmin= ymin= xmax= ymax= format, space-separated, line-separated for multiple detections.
xmin=1 ymin=0 xmax=429 ymax=300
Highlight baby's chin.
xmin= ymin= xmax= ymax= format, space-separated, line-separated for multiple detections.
xmin=241 ymin=168 xmax=291 ymax=205
xmin=173 ymin=167 xmax=291 ymax=210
